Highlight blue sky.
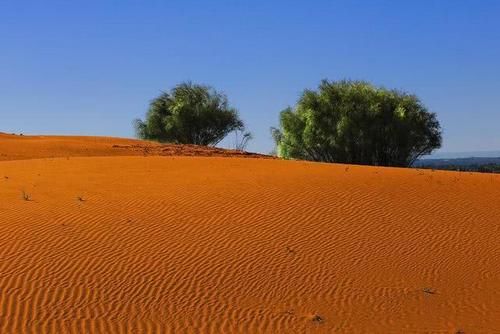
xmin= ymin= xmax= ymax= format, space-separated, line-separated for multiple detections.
xmin=1 ymin=0 xmax=499 ymax=154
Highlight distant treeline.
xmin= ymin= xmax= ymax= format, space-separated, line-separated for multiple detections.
xmin=417 ymin=164 xmax=500 ymax=173
xmin=415 ymin=157 xmax=500 ymax=173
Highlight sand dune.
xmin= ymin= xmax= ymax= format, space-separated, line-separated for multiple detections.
xmin=0 ymin=135 xmax=499 ymax=333
xmin=0 ymin=133 xmax=268 ymax=161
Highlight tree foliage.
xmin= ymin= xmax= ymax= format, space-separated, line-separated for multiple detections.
xmin=135 ymin=82 xmax=244 ymax=146
xmin=272 ymin=80 xmax=442 ymax=167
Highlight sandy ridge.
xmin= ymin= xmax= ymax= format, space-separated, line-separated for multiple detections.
xmin=0 ymin=133 xmax=271 ymax=161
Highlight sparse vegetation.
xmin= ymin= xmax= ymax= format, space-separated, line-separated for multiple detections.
xmin=21 ymin=190 xmax=32 ymax=201
xmin=311 ymin=314 xmax=324 ymax=323
xmin=234 ymin=129 xmax=253 ymax=151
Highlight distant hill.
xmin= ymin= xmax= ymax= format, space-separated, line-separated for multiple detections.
xmin=423 ymin=150 xmax=500 ymax=159
xmin=415 ymin=156 xmax=500 ymax=173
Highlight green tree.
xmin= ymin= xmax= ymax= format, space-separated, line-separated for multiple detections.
xmin=272 ymin=80 xmax=442 ymax=167
xmin=135 ymin=82 xmax=245 ymax=146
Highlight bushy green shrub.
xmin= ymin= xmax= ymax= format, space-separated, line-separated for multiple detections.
xmin=272 ymin=80 xmax=442 ymax=167
xmin=135 ymin=82 xmax=244 ymax=146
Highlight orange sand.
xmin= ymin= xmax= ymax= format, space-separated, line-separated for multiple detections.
xmin=0 ymin=135 xmax=499 ymax=333
xmin=0 ymin=133 xmax=269 ymax=161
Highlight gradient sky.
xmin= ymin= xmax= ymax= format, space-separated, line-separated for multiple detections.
xmin=1 ymin=0 xmax=499 ymax=154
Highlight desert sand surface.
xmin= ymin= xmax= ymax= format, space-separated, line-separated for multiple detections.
xmin=0 ymin=133 xmax=268 ymax=161
xmin=0 ymin=135 xmax=499 ymax=333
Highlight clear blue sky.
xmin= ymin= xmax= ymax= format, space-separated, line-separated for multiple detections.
xmin=1 ymin=0 xmax=499 ymax=154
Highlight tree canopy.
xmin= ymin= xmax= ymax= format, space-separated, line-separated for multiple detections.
xmin=135 ymin=82 xmax=244 ymax=146
xmin=272 ymin=80 xmax=442 ymax=167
